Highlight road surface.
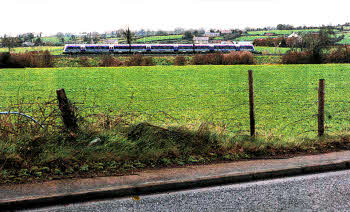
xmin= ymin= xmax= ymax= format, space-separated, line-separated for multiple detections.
xmin=27 ymin=169 xmax=350 ymax=211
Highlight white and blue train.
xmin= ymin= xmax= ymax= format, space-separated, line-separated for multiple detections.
xmin=63 ymin=43 xmax=255 ymax=54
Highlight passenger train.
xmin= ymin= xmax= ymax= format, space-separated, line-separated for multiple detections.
xmin=63 ymin=43 xmax=255 ymax=54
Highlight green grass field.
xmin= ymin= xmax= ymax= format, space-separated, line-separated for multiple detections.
xmin=254 ymin=46 xmax=294 ymax=54
xmin=246 ymin=29 xmax=325 ymax=35
xmin=0 ymin=46 xmax=64 ymax=55
xmin=41 ymin=36 xmax=70 ymax=44
xmin=1 ymin=64 xmax=350 ymax=138
xmin=337 ymin=33 xmax=350 ymax=45
xmin=235 ymin=36 xmax=277 ymax=41
xmin=135 ymin=35 xmax=183 ymax=43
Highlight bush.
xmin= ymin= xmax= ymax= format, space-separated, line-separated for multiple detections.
xmin=79 ymin=57 xmax=90 ymax=67
xmin=223 ymin=52 xmax=255 ymax=65
xmin=0 ymin=52 xmax=24 ymax=68
xmin=125 ymin=54 xmax=154 ymax=66
xmin=282 ymin=51 xmax=314 ymax=64
xmin=141 ymin=57 xmax=154 ymax=66
xmin=192 ymin=52 xmax=255 ymax=65
xmin=41 ymin=50 xmax=54 ymax=67
xmin=192 ymin=53 xmax=224 ymax=65
xmin=4 ymin=51 xmax=54 ymax=68
xmin=99 ymin=55 xmax=123 ymax=67
xmin=174 ymin=56 xmax=186 ymax=66
xmin=326 ymin=46 xmax=350 ymax=63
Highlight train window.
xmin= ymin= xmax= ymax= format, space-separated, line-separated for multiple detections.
xmin=178 ymin=46 xmax=193 ymax=49
xmin=152 ymin=46 xmax=173 ymax=49
xmin=131 ymin=46 xmax=146 ymax=49
xmin=195 ymin=46 xmax=210 ymax=49
xmin=67 ymin=46 xmax=80 ymax=49
xmin=114 ymin=46 xmax=129 ymax=49
xmin=241 ymin=46 xmax=253 ymax=49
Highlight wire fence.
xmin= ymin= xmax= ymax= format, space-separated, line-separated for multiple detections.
xmin=1 ymin=70 xmax=350 ymax=139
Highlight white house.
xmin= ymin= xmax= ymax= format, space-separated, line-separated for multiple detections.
xmin=22 ymin=42 xmax=35 ymax=47
xmin=193 ymin=36 xmax=209 ymax=44
xmin=288 ymin=32 xmax=300 ymax=38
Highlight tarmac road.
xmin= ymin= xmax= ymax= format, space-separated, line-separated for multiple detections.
xmin=27 ymin=169 xmax=350 ymax=212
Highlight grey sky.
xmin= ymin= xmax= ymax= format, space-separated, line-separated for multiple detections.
xmin=1 ymin=0 xmax=349 ymax=36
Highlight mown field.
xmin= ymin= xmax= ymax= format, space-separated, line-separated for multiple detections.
xmin=254 ymin=46 xmax=293 ymax=54
xmin=337 ymin=33 xmax=350 ymax=45
xmin=0 ymin=46 xmax=63 ymax=55
xmin=1 ymin=64 xmax=350 ymax=139
xmin=135 ymin=35 xmax=183 ymax=43
xmin=246 ymin=29 xmax=326 ymax=35
xmin=235 ymin=36 xmax=277 ymax=41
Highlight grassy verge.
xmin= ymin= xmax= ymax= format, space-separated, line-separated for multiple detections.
xmin=1 ymin=102 xmax=350 ymax=185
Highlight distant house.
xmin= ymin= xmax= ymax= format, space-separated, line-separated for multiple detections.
xmin=288 ymin=32 xmax=300 ymax=38
xmin=221 ymin=41 xmax=234 ymax=44
xmin=105 ymin=39 xmax=119 ymax=44
xmin=193 ymin=36 xmax=209 ymax=44
xmin=220 ymin=30 xmax=232 ymax=34
xmin=22 ymin=42 xmax=35 ymax=47
xmin=204 ymin=32 xmax=220 ymax=37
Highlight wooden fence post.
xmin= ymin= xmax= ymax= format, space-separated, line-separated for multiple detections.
xmin=318 ymin=79 xmax=325 ymax=137
xmin=248 ymin=70 xmax=255 ymax=137
xmin=56 ymin=88 xmax=78 ymax=132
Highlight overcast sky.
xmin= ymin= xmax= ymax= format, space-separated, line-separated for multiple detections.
xmin=1 ymin=0 xmax=349 ymax=36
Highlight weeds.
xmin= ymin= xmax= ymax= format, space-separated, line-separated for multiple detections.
xmin=1 ymin=98 xmax=350 ymax=184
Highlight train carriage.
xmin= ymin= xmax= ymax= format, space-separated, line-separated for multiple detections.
xmin=194 ymin=45 xmax=212 ymax=53
xmin=63 ymin=45 xmax=83 ymax=54
xmin=85 ymin=45 xmax=110 ymax=54
xmin=150 ymin=44 xmax=174 ymax=53
xmin=176 ymin=44 xmax=194 ymax=53
xmin=63 ymin=43 xmax=255 ymax=54
xmin=213 ymin=44 xmax=238 ymax=52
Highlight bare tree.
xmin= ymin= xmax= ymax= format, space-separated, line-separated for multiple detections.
xmin=122 ymin=27 xmax=134 ymax=53
xmin=1 ymin=35 xmax=22 ymax=52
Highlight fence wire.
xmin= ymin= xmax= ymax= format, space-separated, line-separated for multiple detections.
xmin=2 ymin=77 xmax=350 ymax=138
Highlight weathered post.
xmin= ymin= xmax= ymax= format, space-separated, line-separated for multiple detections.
xmin=248 ymin=70 xmax=255 ymax=137
xmin=56 ymin=88 xmax=78 ymax=132
xmin=318 ymin=79 xmax=325 ymax=137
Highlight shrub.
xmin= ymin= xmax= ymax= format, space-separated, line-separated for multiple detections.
xmin=79 ymin=57 xmax=90 ymax=67
xmin=125 ymin=54 xmax=143 ymax=66
xmin=282 ymin=51 xmax=314 ymax=64
xmin=223 ymin=52 xmax=255 ymax=65
xmin=141 ymin=57 xmax=154 ymax=66
xmin=326 ymin=46 xmax=350 ymax=63
xmin=192 ymin=52 xmax=255 ymax=65
xmin=192 ymin=53 xmax=224 ymax=65
xmin=0 ymin=52 xmax=24 ymax=68
xmin=99 ymin=55 xmax=123 ymax=67
xmin=6 ymin=51 xmax=54 ymax=68
xmin=41 ymin=50 xmax=54 ymax=67
xmin=125 ymin=54 xmax=154 ymax=66
xmin=174 ymin=56 xmax=186 ymax=66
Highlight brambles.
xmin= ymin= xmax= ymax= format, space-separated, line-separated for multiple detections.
xmin=326 ymin=46 xmax=350 ymax=63
xmin=99 ymin=55 xmax=123 ymax=67
xmin=282 ymin=51 xmax=313 ymax=64
xmin=125 ymin=54 xmax=154 ymax=66
xmin=174 ymin=56 xmax=186 ymax=65
xmin=0 ymin=51 xmax=53 ymax=68
xmin=192 ymin=52 xmax=255 ymax=65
